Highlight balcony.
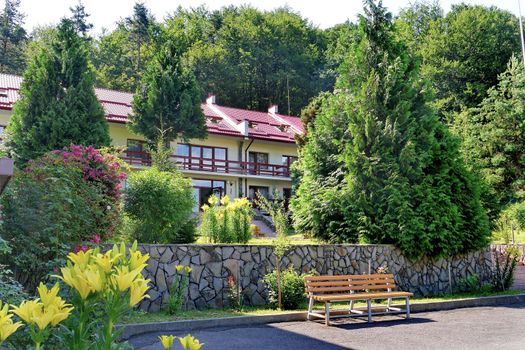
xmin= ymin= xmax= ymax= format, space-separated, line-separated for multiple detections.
xmin=121 ymin=151 xmax=291 ymax=178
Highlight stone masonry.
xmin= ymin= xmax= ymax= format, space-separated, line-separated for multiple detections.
xmin=137 ymin=244 xmax=493 ymax=312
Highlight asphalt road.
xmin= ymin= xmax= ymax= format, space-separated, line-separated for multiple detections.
xmin=128 ymin=304 xmax=525 ymax=350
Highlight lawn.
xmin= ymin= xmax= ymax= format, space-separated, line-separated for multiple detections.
xmin=121 ymin=289 xmax=524 ymax=324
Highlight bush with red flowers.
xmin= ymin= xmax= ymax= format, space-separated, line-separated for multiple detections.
xmin=0 ymin=145 xmax=127 ymax=291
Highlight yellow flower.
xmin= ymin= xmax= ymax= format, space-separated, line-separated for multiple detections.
xmin=175 ymin=265 xmax=184 ymax=273
xmin=208 ymin=195 xmax=218 ymax=206
xmin=0 ymin=301 xmax=22 ymax=344
xmin=185 ymin=266 xmax=192 ymax=274
xmin=201 ymin=204 xmax=209 ymax=211
xmin=11 ymin=300 xmax=41 ymax=325
xmin=67 ymin=250 xmax=92 ymax=269
xmin=32 ymin=308 xmax=54 ymax=330
xmin=159 ymin=335 xmax=176 ymax=350
xmin=112 ymin=266 xmax=142 ymax=292
xmin=93 ymin=251 xmax=118 ymax=273
xmin=129 ymin=250 xmax=149 ymax=271
xmin=130 ymin=278 xmax=150 ymax=307
xmin=220 ymin=195 xmax=230 ymax=206
xmin=83 ymin=265 xmax=105 ymax=293
xmin=179 ymin=334 xmax=204 ymax=350
xmin=37 ymin=283 xmax=61 ymax=308
xmin=47 ymin=304 xmax=73 ymax=327
xmin=60 ymin=265 xmax=92 ymax=299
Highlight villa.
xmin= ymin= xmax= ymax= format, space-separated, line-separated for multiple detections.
xmin=0 ymin=73 xmax=302 ymax=212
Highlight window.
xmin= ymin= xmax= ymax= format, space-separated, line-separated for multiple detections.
xmin=282 ymin=155 xmax=298 ymax=167
xmin=191 ymin=179 xmax=226 ymax=210
xmin=177 ymin=144 xmax=228 ymax=172
xmin=126 ymin=140 xmax=150 ymax=164
xmin=249 ymin=186 xmax=269 ymax=201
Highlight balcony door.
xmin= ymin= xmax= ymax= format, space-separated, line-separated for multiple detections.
xmin=126 ymin=140 xmax=150 ymax=165
xmin=248 ymin=152 xmax=269 ymax=175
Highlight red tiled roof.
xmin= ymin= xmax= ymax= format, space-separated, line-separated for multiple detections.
xmin=0 ymin=74 xmax=302 ymax=143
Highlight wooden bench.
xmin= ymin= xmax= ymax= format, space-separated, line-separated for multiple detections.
xmin=304 ymin=274 xmax=413 ymax=326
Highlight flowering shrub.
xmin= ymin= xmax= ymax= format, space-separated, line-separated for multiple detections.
xmin=0 ymin=145 xmax=127 ymax=291
xmin=199 ymin=196 xmax=253 ymax=243
xmin=0 ymin=242 xmax=152 ymax=349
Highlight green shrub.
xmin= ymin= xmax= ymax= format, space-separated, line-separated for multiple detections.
xmin=0 ymin=145 xmax=125 ymax=291
xmin=125 ymin=167 xmax=196 ymax=243
xmin=199 ymin=196 xmax=253 ymax=243
xmin=263 ymin=267 xmax=307 ymax=310
xmin=492 ymin=246 xmax=521 ymax=291
xmin=492 ymin=202 xmax=525 ymax=243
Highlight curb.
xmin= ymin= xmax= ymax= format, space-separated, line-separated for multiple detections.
xmin=118 ymin=293 xmax=525 ymax=341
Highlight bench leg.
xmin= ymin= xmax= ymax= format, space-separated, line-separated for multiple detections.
xmin=307 ymin=296 xmax=314 ymax=321
xmin=405 ymin=297 xmax=410 ymax=319
xmin=367 ymin=299 xmax=372 ymax=323
xmin=349 ymin=300 xmax=354 ymax=314
xmin=325 ymin=302 xmax=331 ymax=326
xmin=387 ymin=297 xmax=392 ymax=311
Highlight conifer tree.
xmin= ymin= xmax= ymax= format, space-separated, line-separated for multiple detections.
xmin=130 ymin=37 xmax=206 ymax=145
xmin=454 ymin=56 xmax=525 ymax=221
xmin=292 ymin=0 xmax=489 ymax=258
xmin=69 ymin=0 xmax=93 ymax=36
xmin=0 ymin=0 xmax=27 ymax=74
xmin=6 ymin=18 xmax=110 ymax=167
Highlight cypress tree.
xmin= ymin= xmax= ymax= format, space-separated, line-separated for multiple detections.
xmin=130 ymin=37 xmax=206 ymax=144
xmin=292 ymin=0 xmax=489 ymax=258
xmin=6 ymin=18 xmax=110 ymax=167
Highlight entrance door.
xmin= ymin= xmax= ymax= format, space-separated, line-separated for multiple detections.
xmin=192 ymin=179 xmax=226 ymax=210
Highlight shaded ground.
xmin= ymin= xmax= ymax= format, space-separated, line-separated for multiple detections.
xmin=129 ymin=304 xmax=525 ymax=349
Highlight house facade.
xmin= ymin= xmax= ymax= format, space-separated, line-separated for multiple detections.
xmin=0 ymin=73 xmax=302 ymax=212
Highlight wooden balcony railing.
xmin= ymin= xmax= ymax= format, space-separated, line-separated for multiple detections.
xmin=120 ymin=151 xmax=291 ymax=178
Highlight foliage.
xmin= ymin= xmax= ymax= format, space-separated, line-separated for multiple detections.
xmin=492 ymin=202 xmax=525 ymax=244
xmin=124 ymin=166 xmax=196 ymax=244
xmin=418 ymin=4 xmax=520 ymax=118
xmin=5 ymin=18 xmax=110 ymax=167
xmin=453 ymin=57 xmax=525 ymax=222
xmin=0 ymin=242 xmax=151 ymax=349
xmin=0 ymin=0 xmax=27 ymax=74
xmin=69 ymin=1 xmax=93 ymax=36
xmin=491 ymin=246 xmax=521 ymax=291
xmin=456 ymin=274 xmax=480 ymax=293
xmin=200 ymin=196 xmax=253 ymax=244
xmin=263 ymin=267 xmax=307 ymax=310
xmin=291 ymin=0 xmax=490 ymax=258
xmin=0 ymin=145 xmax=126 ymax=291
xmin=130 ymin=35 xmax=206 ymax=145
xmin=226 ymin=275 xmax=242 ymax=311
xmin=166 ymin=265 xmax=191 ymax=315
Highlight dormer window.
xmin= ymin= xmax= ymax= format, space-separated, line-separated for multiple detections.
xmin=277 ymin=125 xmax=289 ymax=133
xmin=207 ymin=116 xmax=221 ymax=125
xmin=0 ymin=89 xmax=7 ymax=98
xmin=249 ymin=121 xmax=258 ymax=128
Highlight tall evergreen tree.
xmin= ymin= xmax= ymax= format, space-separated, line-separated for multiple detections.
xmin=0 ymin=0 xmax=27 ymax=74
xmin=130 ymin=37 xmax=206 ymax=145
xmin=126 ymin=2 xmax=152 ymax=72
xmin=69 ymin=0 xmax=93 ymax=36
xmin=292 ymin=0 xmax=489 ymax=258
xmin=453 ymin=56 xmax=525 ymax=221
xmin=6 ymin=18 xmax=110 ymax=167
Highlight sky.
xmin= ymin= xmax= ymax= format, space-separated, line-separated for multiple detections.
xmin=16 ymin=0 xmax=525 ymax=34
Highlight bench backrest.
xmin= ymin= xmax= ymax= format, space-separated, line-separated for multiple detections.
xmin=304 ymin=274 xmax=397 ymax=295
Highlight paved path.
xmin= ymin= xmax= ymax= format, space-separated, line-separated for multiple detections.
xmin=128 ymin=304 xmax=525 ymax=350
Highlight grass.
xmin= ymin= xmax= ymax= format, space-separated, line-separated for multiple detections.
xmin=121 ymin=289 xmax=524 ymax=325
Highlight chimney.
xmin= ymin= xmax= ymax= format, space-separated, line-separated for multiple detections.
xmin=268 ymin=104 xmax=278 ymax=114
xmin=239 ymin=119 xmax=249 ymax=137
xmin=206 ymin=94 xmax=216 ymax=104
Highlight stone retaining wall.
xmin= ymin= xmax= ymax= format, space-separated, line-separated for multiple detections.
xmin=137 ymin=244 xmax=493 ymax=312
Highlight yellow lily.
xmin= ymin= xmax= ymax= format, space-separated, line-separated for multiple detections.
xmin=67 ymin=250 xmax=92 ymax=269
xmin=129 ymin=278 xmax=150 ymax=307
xmin=112 ymin=266 xmax=142 ymax=292
xmin=93 ymin=251 xmax=119 ymax=273
xmin=11 ymin=299 xmax=41 ymax=324
xmin=175 ymin=265 xmax=184 ymax=273
xmin=46 ymin=304 xmax=73 ymax=327
xmin=185 ymin=266 xmax=192 ymax=274
xmin=179 ymin=334 xmax=204 ymax=350
xmin=60 ymin=265 xmax=92 ymax=299
xmin=159 ymin=335 xmax=176 ymax=349
xmin=32 ymin=308 xmax=54 ymax=331
xmin=83 ymin=265 xmax=105 ymax=293
xmin=37 ymin=283 xmax=61 ymax=308
xmin=0 ymin=301 xmax=23 ymax=344
xmin=129 ymin=250 xmax=149 ymax=271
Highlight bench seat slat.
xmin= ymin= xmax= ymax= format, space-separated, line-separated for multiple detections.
xmin=306 ymin=284 xmax=396 ymax=293
xmin=305 ymin=274 xmax=394 ymax=281
xmin=312 ymin=291 xmax=413 ymax=302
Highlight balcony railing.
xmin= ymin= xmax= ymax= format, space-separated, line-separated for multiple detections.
xmin=120 ymin=151 xmax=291 ymax=178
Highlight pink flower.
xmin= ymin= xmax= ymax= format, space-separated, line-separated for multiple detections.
xmin=74 ymin=245 xmax=89 ymax=253
xmin=90 ymin=235 xmax=101 ymax=244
